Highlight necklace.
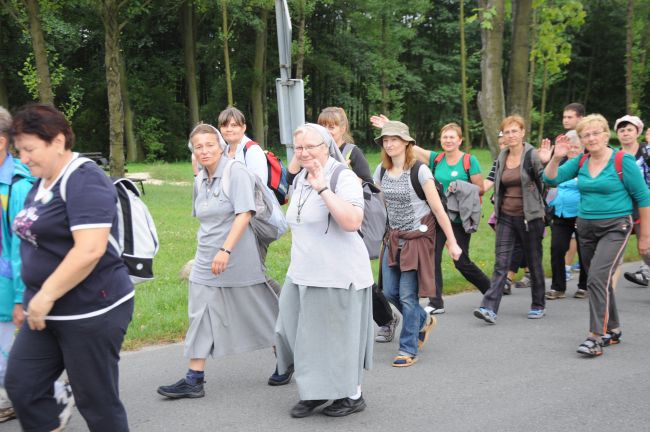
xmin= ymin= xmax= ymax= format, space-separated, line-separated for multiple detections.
xmin=296 ymin=181 xmax=313 ymax=223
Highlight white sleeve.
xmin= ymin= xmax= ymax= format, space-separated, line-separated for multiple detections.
xmin=244 ymin=145 xmax=269 ymax=184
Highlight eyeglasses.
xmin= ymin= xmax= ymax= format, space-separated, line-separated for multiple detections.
xmin=193 ymin=143 xmax=220 ymax=152
xmin=579 ymin=131 xmax=604 ymax=140
xmin=502 ymin=129 xmax=522 ymax=136
xmin=294 ymin=142 xmax=324 ymax=153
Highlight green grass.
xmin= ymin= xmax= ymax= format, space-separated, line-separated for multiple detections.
xmin=124 ymin=148 xmax=640 ymax=349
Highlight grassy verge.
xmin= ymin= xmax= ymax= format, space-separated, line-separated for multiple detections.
xmin=123 ymin=149 xmax=640 ymax=350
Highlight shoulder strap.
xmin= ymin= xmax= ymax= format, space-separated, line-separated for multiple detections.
xmin=329 ymin=163 xmax=347 ymax=193
xmin=463 ymin=153 xmax=471 ymax=176
xmin=60 ymin=156 xmax=94 ymax=202
xmin=578 ymin=153 xmax=590 ymax=168
xmin=341 ymin=143 xmax=355 ymax=164
xmin=432 ymin=152 xmax=444 ymax=172
xmin=410 ymin=160 xmax=426 ymax=201
xmin=614 ymin=151 xmax=624 ymax=182
xmin=379 ymin=166 xmax=386 ymax=184
xmin=241 ymin=140 xmax=257 ymax=158
xmin=220 ymin=159 xmax=237 ymax=200
xmin=524 ymin=149 xmax=545 ymax=196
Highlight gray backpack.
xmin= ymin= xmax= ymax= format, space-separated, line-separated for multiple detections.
xmin=221 ymin=159 xmax=288 ymax=250
xmin=330 ymin=164 xmax=387 ymax=259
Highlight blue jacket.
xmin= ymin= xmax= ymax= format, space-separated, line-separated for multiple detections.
xmin=0 ymin=155 xmax=34 ymax=322
xmin=550 ymin=178 xmax=580 ymax=218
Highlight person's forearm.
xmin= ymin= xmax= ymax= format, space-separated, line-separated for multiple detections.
xmin=222 ymin=212 xmax=253 ymax=251
xmin=544 ymin=157 xmax=561 ymax=180
xmin=39 ymin=243 xmax=106 ymax=303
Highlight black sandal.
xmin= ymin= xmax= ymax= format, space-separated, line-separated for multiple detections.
xmin=602 ymin=330 xmax=622 ymax=346
xmin=576 ymin=337 xmax=603 ymax=357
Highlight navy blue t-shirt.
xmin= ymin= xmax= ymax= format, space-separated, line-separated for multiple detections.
xmin=13 ymin=161 xmax=133 ymax=319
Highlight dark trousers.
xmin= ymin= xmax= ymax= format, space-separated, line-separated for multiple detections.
xmin=372 ymin=283 xmax=394 ymax=326
xmin=509 ymin=237 xmax=527 ymax=273
xmin=6 ymin=299 xmax=133 ymax=432
xmin=577 ymin=217 xmax=631 ymax=335
xmin=481 ymin=214 xmax=546 ymax=313
xmin=429 ymin=223 xmax=490 ymax=308
xmin=550 ymin=216 xmax=587 ymax=292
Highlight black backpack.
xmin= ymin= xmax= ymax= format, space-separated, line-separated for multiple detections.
xmin=380 ymin=160 xmax=438 ymax=206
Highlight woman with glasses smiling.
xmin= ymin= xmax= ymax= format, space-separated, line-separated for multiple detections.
xmin=158 ymin=123 xmax=278 ymax=398
xmin=474 ymin=115 xmax=551 ymax=325
xmin=544 ymin=114 xmax=650 ymax=357
xmin=275 ymin=123 xmax=374 ymax=418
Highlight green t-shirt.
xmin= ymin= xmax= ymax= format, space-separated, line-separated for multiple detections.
xmin=427 ymin=151 xmax=482 ymax=191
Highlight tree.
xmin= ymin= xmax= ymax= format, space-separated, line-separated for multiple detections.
xmin=476 ymin=0 xmax=505 ymax=156
xmin=98 ymin=0 xmax=125 ymax=177
xmin=24 ymin=0 xmax=53 ymax=103
xmin=251 ymin=4 xmax=270 ymax=146
xmin=530 ymin=0 xmax=585 ymax=139
xmin=625 ymin=0 xmax=634 ymax=113
xmin=220 ymin=0 xmax=233 ymax=105
xmin=182 ymin=0 xmax=199 ymax=128
xmin=459 ymin=0 xmax=471 ymax=149
xmin=506 ymin=0 xmax=532 ymax=118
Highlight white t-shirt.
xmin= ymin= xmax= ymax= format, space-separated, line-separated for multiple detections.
xmin=227 ymin=136 xmax=269 ymax=188
xmin=286 ymin=157 xmax=374 ymax=290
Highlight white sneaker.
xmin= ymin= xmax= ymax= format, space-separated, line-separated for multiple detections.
xmin=54 ymin=381 xmax=75 ymax=429
xmin=424 ymin=306 xmax=445 ymax=315
xmin=375 ymin=315 xmax=400 ymax=343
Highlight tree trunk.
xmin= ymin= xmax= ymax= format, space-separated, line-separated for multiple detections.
xmin=477 ymin=0 xmax=505 ymax=158
xmin=24 ymin=0 xmax=53 ymax=104
xmin=294 ymin=0 xmax=306 ymax=79
xmin=537 ymin=62 xmax=548 ymax=140
xmin=380 ymin=14 xmax=389 ymax=114
xmin=506 ymin=0 xmax=532 ymax=117
xmin=0 ymin=69 xmax=8 ymax=108
xmin=100 ymin=0 xmax=125 ymax=177
xmin=118 ymin=48 xmax=140 ymax=162
xmin=220 ymin=0 xmax=233 ymax=105
xmin=459 ymin=0 xmax=471 ymax=150
xmin=183 ymin=0 xmax=199 ymax=128
xmin=251 ymin=7 xmax=269 ymax=147
xmin=625 ymin=0 xmax=634 ymax=113
xmin=525 ymin=8 xmax=538 ymax=133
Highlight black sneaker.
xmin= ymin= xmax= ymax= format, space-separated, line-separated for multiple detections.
xmin=157 ymin=378 xmax=205 ymax=399
xmin=268 ymin=364 xmax=294 ymax=386
xmin=322 ymin=396 xmax=366 ymax=417
xmin=290 ymin=399 xmax=328 ymax=418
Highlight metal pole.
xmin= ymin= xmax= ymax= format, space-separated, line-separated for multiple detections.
xmin=275 ymin=0 xmax=304 ymax=162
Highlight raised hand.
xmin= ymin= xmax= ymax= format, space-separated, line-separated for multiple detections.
xmin=553 ymin=134 xmax=570 ymax=159
xmin=538 ymin=138 xmax=554 ymax=163
xmin=305 ymin=159 xmax=328 ymax=192
xmin=370 ymin=114 xmax=389 ymax=129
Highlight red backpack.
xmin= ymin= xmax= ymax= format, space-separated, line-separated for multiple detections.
xmin=242 ymin=141 xmax=289 ymax=205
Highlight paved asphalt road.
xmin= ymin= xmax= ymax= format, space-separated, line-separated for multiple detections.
xmin=6 ymin=262 xmax=650 ymax=431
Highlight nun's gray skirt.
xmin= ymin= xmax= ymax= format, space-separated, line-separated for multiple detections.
xmin=274 ymin=278 xmax=373 ymax=400
xmin=184 ymin=281 xmax=278 ymax=359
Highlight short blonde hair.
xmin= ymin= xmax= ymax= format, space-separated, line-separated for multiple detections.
xmin=440 ymin=122 xmax=463 ymax=140
xmin=576 ymin=114 xmax=610 ymax=138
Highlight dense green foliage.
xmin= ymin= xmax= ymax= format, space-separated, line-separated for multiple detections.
xmin=1 ymin=0 xmax=650 ymax=160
